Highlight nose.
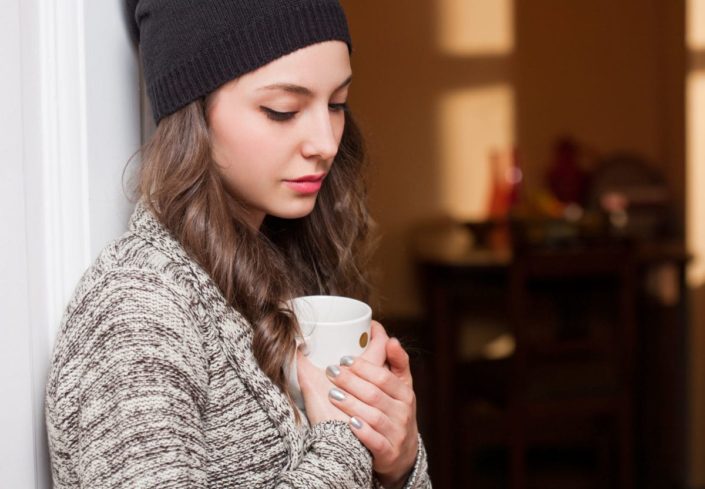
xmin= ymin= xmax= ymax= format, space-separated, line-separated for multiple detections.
xmin=301 ymin=108 xmax=342 ymax=162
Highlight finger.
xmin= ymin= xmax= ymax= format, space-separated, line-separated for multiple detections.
xmin=386 ymin=338 xmax=413 ymax=387
xmin=326 ymin=387 xmax=402 ymax=445
xmin=332 ymin=356 xmax=414 ymax=406
xmin=347 ymin=414 xmax=395 ymax=464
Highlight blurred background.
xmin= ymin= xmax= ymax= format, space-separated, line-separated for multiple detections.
xmin=2 ymin=0 xmax=704 ymax=488
xmin=340 ymin=0 xmax=704 ymax=488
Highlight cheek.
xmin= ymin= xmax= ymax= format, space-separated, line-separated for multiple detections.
xmin=212 ymin=117 xmax=277 ymax=172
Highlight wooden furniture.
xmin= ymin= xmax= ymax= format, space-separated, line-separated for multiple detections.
xmin=508 ymin=244 xmax=636 ymax=489
xmin=413 ymin=222 xmax=688 ymax=489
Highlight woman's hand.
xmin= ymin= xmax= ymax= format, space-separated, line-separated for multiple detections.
xmin=326 ymin=328 xmax=419 ymax=489
xmin=296 ymin=320 xmax=389 ymax=425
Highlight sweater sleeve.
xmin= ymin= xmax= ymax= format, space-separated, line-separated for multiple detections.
xmin=372 ymin=435 xmax=432 ymax=489
xmin=275 ymin=421 xmax=374 ymax=488
xmin=74 ymin=269 xmax=209 ymax=488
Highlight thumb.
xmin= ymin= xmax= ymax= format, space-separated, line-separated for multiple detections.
xmin=295 ymin=349 xmax=307 ymax=379
xmin=369 ymin=320 xmax=389 ymax=343
xmin=295 ymin=349 xmax=315 ymax=389
xmin=362 ymin=320 xmax=389 ymax=367
xmin=386 ymin=337 xmax=412 ymax=387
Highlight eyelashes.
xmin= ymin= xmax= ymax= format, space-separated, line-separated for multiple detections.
xmin=328 ymin=103 xmax=349 ymax=113
xmin=261 ymin=108 xmax=296 ymax=122
xmin=261 ymin=103 xmax=348 ymax=122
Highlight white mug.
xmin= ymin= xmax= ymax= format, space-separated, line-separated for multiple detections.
xmin=284 ymin=295 xmax=372 ymax=413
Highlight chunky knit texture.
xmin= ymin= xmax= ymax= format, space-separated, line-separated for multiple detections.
xmin=127 ymin=0 xmax=352 ymax=122
xmin=45 ymin=200 xmax=431 ymax=488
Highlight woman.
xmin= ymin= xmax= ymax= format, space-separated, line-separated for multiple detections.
xmin=45 ymin=0 xmax=431 ymax=487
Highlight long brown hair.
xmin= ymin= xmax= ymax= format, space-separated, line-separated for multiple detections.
xmin=131 ymin=97 xmax=375 ymax=414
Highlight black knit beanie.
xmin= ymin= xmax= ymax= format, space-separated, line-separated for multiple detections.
xmin=127 ymin=0 xmax=352 ymax=123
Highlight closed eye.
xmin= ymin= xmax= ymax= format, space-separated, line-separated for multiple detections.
xmin=329 ymin=102 xmax=348 ymax=113
xmin=261 ymin=103 xmax=349 ymax=123
xmin=261 ymin=107 xmax=296 ymax=122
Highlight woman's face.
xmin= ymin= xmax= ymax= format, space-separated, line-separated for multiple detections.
xmin=207 ymin=40 xmax=352 ymax=229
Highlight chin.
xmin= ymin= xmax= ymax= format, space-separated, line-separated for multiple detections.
xmin=270 ymin=200 xmax=318 ymax=220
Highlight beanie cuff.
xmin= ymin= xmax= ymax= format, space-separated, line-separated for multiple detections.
xmin=146 ymin=2 xmax=351 ymax=122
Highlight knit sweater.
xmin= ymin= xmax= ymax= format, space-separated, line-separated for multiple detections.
xmin=45 ymin=200 xmax=431 ymax=488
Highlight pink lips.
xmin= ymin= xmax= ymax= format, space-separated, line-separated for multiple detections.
xmin=284 ymin=173 xmax=325 ymax=194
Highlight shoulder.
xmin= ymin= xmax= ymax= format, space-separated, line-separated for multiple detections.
xmin=63 ymin=211 xmax=208 ymax=328
xmin=61 ymin=230 xmax=199 ymax=338
xmin=47 ymin=240 xmax=207 ymax=391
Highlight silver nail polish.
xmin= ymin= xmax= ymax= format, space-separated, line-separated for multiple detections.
xmin=326 ymin=365 xmax=340 ymax=378
xmin=350 ymin=416 xmax=364 ymax=429
xmin=340 ymin=355 xmax=354 ymax=366
xmin=329 ymin=388 xmax=346 ymax=401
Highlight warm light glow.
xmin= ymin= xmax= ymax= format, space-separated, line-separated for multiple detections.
xmin=686 ymin=4 xmax=705 ymax=482
xmin=437 ymin=85 xmax=515 ymax=220
xmin=437 ymin=0 xmax=514 ymax=56
xmin=687 ymin=71 xmax=705 ymax=287
xmin=688 ymin=0 xmax=705 ymax=49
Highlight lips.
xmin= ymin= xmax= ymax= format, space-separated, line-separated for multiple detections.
xmin=286 ymin=173 xmax=325 ymax=183
xmin=284 ymin=173 xmax=326 ymax=194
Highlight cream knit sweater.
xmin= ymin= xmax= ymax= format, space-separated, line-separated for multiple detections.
xmin=45 ymin=201 xmax=431 ymax=488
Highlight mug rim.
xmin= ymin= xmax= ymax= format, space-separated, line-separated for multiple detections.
xmin=289 ymin=295 xmax=372 ymax=327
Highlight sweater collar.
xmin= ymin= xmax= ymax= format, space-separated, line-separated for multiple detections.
xmin=128 ymin=199 xmax=307 ymax=468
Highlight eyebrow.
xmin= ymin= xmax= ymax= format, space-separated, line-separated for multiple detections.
xmin=257 ymin=74 xmax=353 ymax=96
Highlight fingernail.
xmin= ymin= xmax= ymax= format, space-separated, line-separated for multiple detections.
xmin=340 ymin=355 xmax=354 ymax=366
xmin=350 ymin=416 xmax=364 ymax=429
xmin=329 ymin=388 xmax=346 ymax=401
xmin=326 ymin=365 xmax=340 ymax=378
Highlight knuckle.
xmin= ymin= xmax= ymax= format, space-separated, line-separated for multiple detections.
xmin=393 ymin=400 xmax=409 ymax=421
xmin=369 ymin=409 xmax=384 ymax=428
xmin=372 ymin=438 xmax=387 ymax=454
xmin=374 ymin=369 xmax=391 ymax=386
xmin=405 ymin=390 xmax=416 ymax=406
xmin=353 ymin=361 xmax=370 ymax=375
xmin=367 ymin=388 xmax=383 ymax=405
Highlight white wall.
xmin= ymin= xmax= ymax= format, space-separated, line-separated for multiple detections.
xmin=0 ymin=0 xmax=140 ymax=486
xmin=0 ymin=1 xmax=40 ymax=486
